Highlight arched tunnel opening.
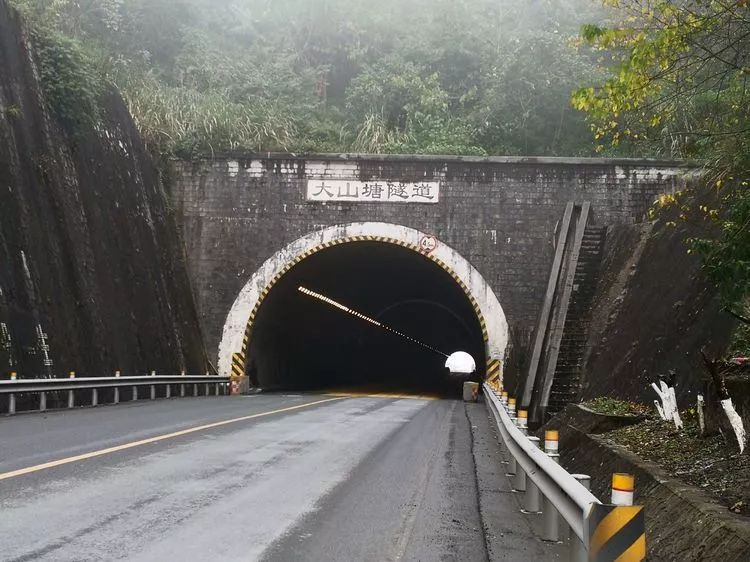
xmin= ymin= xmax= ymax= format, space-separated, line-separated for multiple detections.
xmin=246 ymin=242 xmax=486 ymax=397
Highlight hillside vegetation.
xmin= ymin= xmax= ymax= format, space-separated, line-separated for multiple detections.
xmin=9 ymin=0 xmax=608 ymax=157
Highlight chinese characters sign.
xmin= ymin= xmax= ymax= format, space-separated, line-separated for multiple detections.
xmin=306 ymin=180 xmax=439 ymax=203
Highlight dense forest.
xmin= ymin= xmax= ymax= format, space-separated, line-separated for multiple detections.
xmin=6 ymin=0 xmax=750 ymax=341
xmin=9 ymin=0 xmax=608 ymax=156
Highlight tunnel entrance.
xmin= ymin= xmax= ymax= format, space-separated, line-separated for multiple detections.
xmin=247 ymin=242 xmax=486 ymax=397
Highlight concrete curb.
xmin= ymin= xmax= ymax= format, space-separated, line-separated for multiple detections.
xmin=561 ymin=427 xmax=750 ymax=561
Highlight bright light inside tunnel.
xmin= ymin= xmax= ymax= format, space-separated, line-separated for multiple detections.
xmin=445 ymin=351 xmax=476 ymax=374
xmin=246 ymin=242 xmax=486 ymax=397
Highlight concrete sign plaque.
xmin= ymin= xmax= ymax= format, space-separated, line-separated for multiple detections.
xmin=307 ymin=180 xmax=439 ymax=203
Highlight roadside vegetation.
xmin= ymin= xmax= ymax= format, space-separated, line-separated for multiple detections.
xmin=8 ymin=0 xmax=606 ymax=157
xmin=582 ymin=397 xmax=650 ymax=417
xmin=606 ymin=412 xmax=750 ymax=516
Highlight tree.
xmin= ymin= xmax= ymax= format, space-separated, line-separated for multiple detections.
xmin=573 ymin=0 xmax=750 ymax=323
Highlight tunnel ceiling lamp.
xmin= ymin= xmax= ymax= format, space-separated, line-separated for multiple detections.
xmin=298 ymin=286 xmax=449 ymax=358
xmin=444 ymin=351 xmax=476 ymax=374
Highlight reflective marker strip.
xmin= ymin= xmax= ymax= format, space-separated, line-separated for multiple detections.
xmin=0 ymin=397 xmax=347 ymax=481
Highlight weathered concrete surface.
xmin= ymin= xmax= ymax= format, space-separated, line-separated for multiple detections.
xmin=559 ymin=427 xmax=750 ymax=561
xmin=170 ymin=153 xmax=693 ymax=387
xmin=580 ymin=192 xmax=735 ymax=404
xmin=0 ymin=1 xmax=205 ymax=386
xmin=0 ymin=394 xmax=561 ymax=561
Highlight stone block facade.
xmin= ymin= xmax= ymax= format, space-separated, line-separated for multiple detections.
xmin=170 ymin=154 xmax=693 ymax=365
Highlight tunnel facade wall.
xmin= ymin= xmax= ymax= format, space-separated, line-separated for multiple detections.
xmin=169 ymin=154 xmax=693 ymax=373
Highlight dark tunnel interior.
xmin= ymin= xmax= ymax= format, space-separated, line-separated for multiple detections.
xmin=247 ymin=242 xmax=486 ymax=397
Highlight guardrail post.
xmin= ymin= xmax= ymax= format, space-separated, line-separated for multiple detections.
xmin=570 ymin=474 xmax=591 ymax=562
xmin=215 ymin=380 xmax=219 ymax=396
xmin=508 ymin=397 xmax=517 ymax=417
xmin=180 ymin=370 xmax=186 ymax=397
xmin=150 ymin=370 xmax=156 ymax=400
xmin=166 ymin=382 xmax=171 ymax=399
xmin=92 ymin=387 xmax=98 ymax=407
xmin=194 ymin=382 xmax=198 ymax=396
xmin=68 ymin=372 xmax=76 ymax=408
xmin=40 ymin=390 xmax=46 ymax=412
xmin=517 ymin=409 xmax=528 ymax=435
xmin=523 ymin=436 xmax=542 ymax=513
xmin=512 ymin=412 xmax=527 ymax=491
xmin=114 ymin=370 xmax=120 ymax=404
xmin=543 ymin=429 xmax=561 ymax=542
xmin=9 ymin=372 xmax=17 ymax=415
xmin=611 ymin=473 xmax=634 ymax=506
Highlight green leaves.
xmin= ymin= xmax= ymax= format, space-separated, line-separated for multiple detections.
xmin=11 ymin=0 xmax=609 ymax=157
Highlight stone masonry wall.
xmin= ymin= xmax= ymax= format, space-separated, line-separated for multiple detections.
xmin=170 ymin=154 xmax=694 ymax=373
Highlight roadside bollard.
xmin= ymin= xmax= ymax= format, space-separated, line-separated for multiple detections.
xmin=543 ymin=429 xmax=561 ymax=542
xmin=544 ymin=429 xmax=559 ymax=455
xmin=150 ymin=370 xmax=156 ymax=400
xmin=501 ymin=391 xmax=508 ymax=406
xmin=9 ymin=372 xmax=16 ymax=415
xmin=68 ymin=371 xmax=76 ymax=408
xmin=180 ymin=370 xmax=186 ymax=397
xmin=611 ymin=473 xmax=635 ymax=506
xmin=508 ymin=397 xmax=517 ymax=417
xmin=523 ymin=436 xmax=542 ymax=513
xmin=114 ymin=370 xmax=120 ymax=404
xmin=570 ymin=474 xmax=591 ymax=562
xmin=517 ymin=409 xmax=528 ymax=435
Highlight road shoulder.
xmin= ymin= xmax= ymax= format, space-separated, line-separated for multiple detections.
xmin=466 ymin=398 xmax=564 ymax=561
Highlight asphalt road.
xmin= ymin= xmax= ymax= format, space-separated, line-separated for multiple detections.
xmin=0 ymin=393 xmax=561 ymax=561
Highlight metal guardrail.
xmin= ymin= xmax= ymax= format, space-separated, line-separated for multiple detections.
xmin=1 ymin=374 xmax=231 ymax=415
xmin=483 ymin=383 xmax=601 ymax=560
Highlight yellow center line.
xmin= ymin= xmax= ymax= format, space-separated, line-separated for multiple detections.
xmin=0 ymin=396 xmax=347 ymax=482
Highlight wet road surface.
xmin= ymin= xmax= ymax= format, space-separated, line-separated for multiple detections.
xmin=0 ymin=393 xmax=561 ymax=561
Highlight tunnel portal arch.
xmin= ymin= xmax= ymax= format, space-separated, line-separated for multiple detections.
xmin=218 ymin=222 xmax=509 ymax=386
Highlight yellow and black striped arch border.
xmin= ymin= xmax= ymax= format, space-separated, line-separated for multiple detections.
xmin=586 ymin=504 xmax=645 ymax=562
xmin=240 ymin=236 xmax=490 ymax=358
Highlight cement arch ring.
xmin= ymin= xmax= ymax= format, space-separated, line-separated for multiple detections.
xmin=218 ymin=222 xmax=509 ymax=380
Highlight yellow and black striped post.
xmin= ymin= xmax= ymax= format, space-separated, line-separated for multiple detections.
xmin=486 ymin=358 xmax=502 ymax=391
xmin=585 ymin=504 xmax=646 ymax=561
xmin=230 ymin=352 xmax=245 ymax=395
